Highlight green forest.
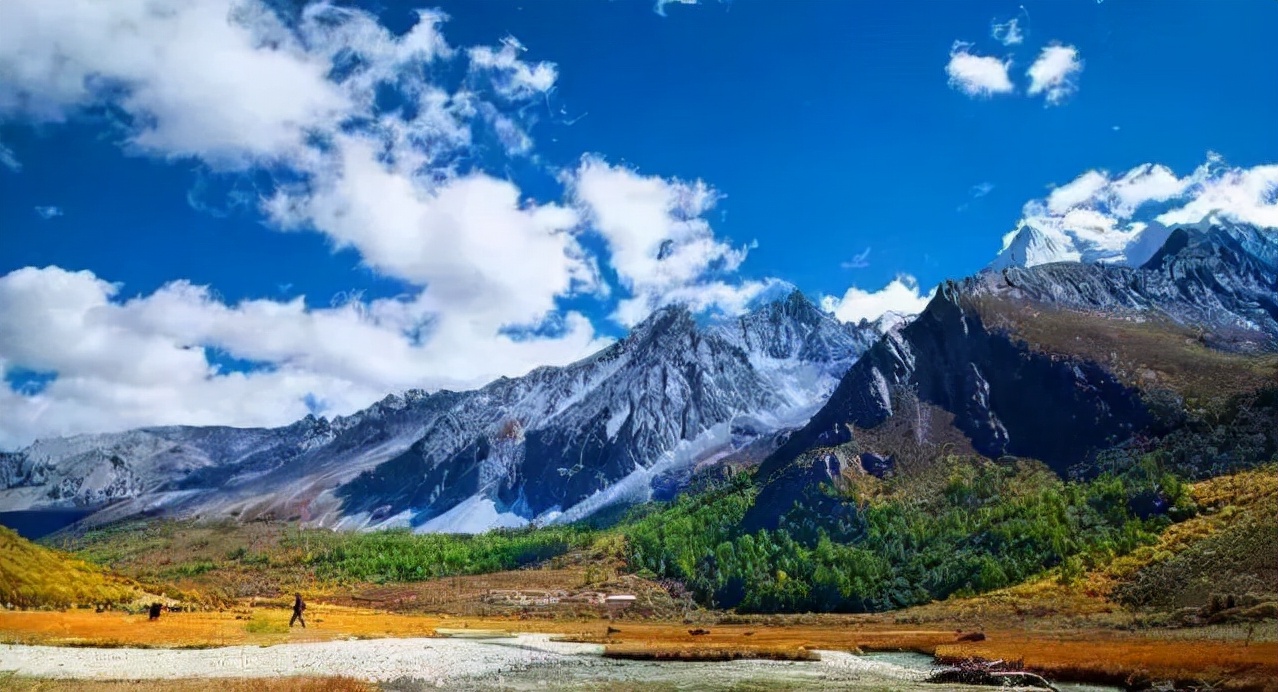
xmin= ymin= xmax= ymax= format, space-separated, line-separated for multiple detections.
xmin=625 ymin=456 xmax=1189 ymax=612
xmin=269 ymin=452 xmax=1198 ymax=613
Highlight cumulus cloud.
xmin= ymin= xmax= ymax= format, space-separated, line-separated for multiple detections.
xmin=0 ymin=0 xmax=780 ymax=443
xmin=1027 ymin=44 xmax=1083 ymax=106
xmin=946 ymin=42 xmax=1014 ymax=98
xmin=0 ymin=266 xmax=608 ymax=446
xmin=0 ymin=0 xmax=352 ymax=167
xmin=1157 ymin=163 xmax=1278 ymax=229
xmin=991 ymin=17 xmax=1024 ymax=46
xmin=822 ymin=275 xmax=935 ymax=324
xmin=996 ymin=155 xmax=1278 ymax=268
xmin=266 ymin=135 xmax=592 ymax=330
xmin=569 ymin=156 xmax=772 ymax=325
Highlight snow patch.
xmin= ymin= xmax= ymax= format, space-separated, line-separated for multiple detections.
xmin=605 ymin=406 xmax=629 ymax=440
xmin=415 ymin=495 xmax=528 ymax=534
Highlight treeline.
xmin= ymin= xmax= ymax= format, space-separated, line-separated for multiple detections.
xmin=295 ymin=524 xmax=595 ymax=583
xmin=626 ymin=457 xmax=1189 ymax=612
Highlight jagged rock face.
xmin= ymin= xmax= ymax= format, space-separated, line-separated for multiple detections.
xmin=754 ymin=284 xmax=1150 ymax=490
xmin=710 ymin=289 xmax=880 ymax=363
xmin=749 ymin=224 xmax=1278 ymax=528
xmin=337 ymin=307 xmax=787 ymax=526
xmin=0 ymin=292 xmax=878 ymax=533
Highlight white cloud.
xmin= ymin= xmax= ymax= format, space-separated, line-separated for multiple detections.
xmin=33 ymin=206 xmax=62 ymax=219
xmin=1110 ymin=164 xmax=1191 ymax=216
xmin=0 ymin=266 xmax=608 ymax=447
xmin=266 ymin=134 xmax=591 ymax=330
xmin=0 ymin=0 xmax=353 ymax=167
xmin=467 ymin=41 xmax=557 ymax=101
xmin=842 ymin=247 xmax=871 ymax=270
xmin=946 ymin=42 xmax=1014 ymax=98
xmin=0 ymin=0 xmax=781 ymax=443
xmin=1027 ymin=44 xmax=1083 ymax=106
xmin=1045 ymin=170 xmax=1110 ymax=213
xmin=996 ymin=156 xmax=1278 ymax=268
xmin=654 ymin=0 xmax=700 ymax=17
xmin=822 ymin=275 xmax=934 ymax=324
xmin=0 ymin=138 xmax=18 ymax=171
xmin=569 ymin=156 xmax=769 ymax=326
xmin=1157 ymin=163 xmax=1278 ymax=229
xmin=971 ymin=182 xmax=995 ymax=199
xmin=991 ymin=17 xmax=1024 ymax=46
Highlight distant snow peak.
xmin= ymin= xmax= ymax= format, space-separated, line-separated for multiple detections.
xmin=987 ymin=215 xmax=1241 ymax=271
xmin=992 ymin=158 xmax=1278 ymax=271
xmin=989 ymin=223 xmax=1081 ymax=269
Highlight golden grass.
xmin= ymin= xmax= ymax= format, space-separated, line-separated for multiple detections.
xmin=0 ymin=604 xmax=442 ymax=648
xmin=936 ymin=635 xmax=1278 ymax=691
xmin=602 ymin=644 xmax=819 ymax=662
xmin=0 ymin=527 xmax=148 ymax=609
xmin=1100 ymin=467 xmax=1278 ymax=586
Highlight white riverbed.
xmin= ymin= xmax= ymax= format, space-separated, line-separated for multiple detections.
xmin=0 ymin=633 xmax=1007 ymax=690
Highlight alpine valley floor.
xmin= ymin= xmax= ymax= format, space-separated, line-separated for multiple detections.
xmin=2 ymin=467 xmax=1277 ymax=692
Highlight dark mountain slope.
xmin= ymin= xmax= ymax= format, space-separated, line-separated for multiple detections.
xmin=748 ymin=224 xmax=1278 ymax=529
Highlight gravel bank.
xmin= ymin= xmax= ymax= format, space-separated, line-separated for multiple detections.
xmin=0 ymin=635 xmax=598 ymax=684
xmin=0 ymin=635 xmax=978 ymax=690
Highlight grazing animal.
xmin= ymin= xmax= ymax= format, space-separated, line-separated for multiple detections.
xmin=955 ymin=631 xmax=987 ymax=642
xmin=148 ymin=602 xmax=162 ymax=620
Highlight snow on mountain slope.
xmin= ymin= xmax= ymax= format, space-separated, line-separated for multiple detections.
xmin=989 ymin=215 xmax=1271 ymax=271
xmin=988 ymin=224 xmax=1082 ymax=269
xmin=0 ymin=291 xmax=879 ymax=533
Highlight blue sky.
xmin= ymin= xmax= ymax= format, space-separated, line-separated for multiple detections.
xmin=0 ymin=0 xmax=1276 ymax=445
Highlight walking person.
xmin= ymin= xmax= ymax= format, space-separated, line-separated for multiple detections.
xmin=289 ymin=593 xmax=306 ymax=628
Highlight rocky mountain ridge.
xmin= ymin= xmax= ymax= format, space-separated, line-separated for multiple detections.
xmin=747 ymin=223 xmax=1278 ymax=527
xmin=0 ymin=291 xmax=883 ymax=533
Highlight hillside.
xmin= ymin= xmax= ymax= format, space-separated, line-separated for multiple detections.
xmin=746 ymin=223 xmax=1278 ymax=529
xmin=0 ymin=526 xmax=145 ymax=609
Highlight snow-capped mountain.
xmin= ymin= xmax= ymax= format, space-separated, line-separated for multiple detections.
xmin=989 ymin=218 xmax=1180 ymax=270
xmin=987 ymin=223 xmax=1081 ymax=269
xmin=0 ymin=291 xmax=883 ymax=533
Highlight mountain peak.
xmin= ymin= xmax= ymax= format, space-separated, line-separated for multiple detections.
xmin=987 ymin=223 xmax=1079 ymax=270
